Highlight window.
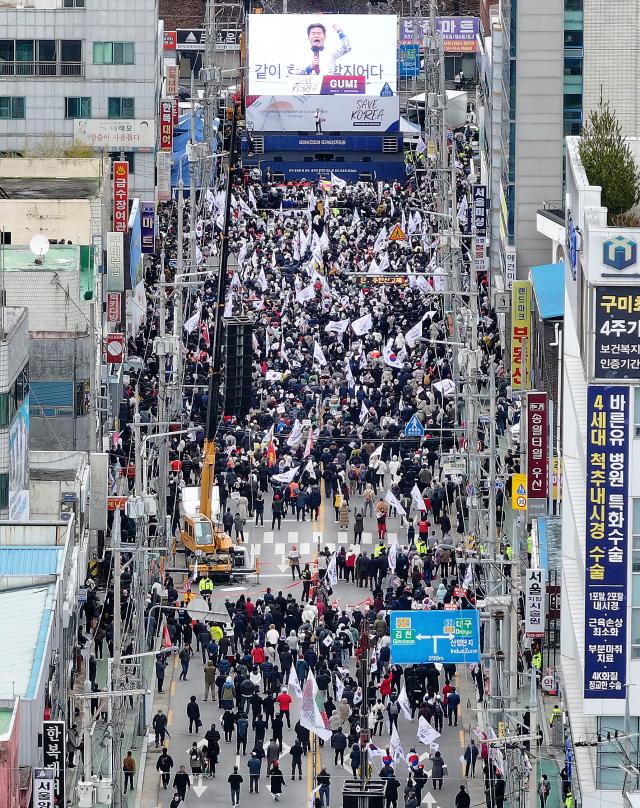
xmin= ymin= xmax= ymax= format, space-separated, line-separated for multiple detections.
xmin=108 ymin=97 xmax=135 ymax=119
xmin=0 ymin=41 xmax=14 ymax=62
xmin=597 ymin=717 xmax=640 ymax=789
xmin=564 ymin=29 xmax=583 ymax=47
xmin=65 ymin=97 xmax=91 ymax=118
xmin=109 ymin=151 xmax=135 ymax=174
xmin=0 ymin=474 xmax=7 ymax=511
xmin=93 ymin=42 xmax=135 ymax=65
xmin=16 ymin=40 xmax=33 ymax=62
xmin=0 ymin=97 xmax=25 ymax=119
xmin=63 ymin=0 xmax=85 ymax=6
xmin=37 ymin=40 xmax=56 ymax=62
xmin=564 ymin=57 xmax=583 ymax=76
xmin=60 ymin=40 xmax=82 ymax=62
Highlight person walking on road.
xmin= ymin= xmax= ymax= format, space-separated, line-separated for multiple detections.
xmin=123 ymin=751 xmax=136 ymax=792
xmin=204 ymin=660 xmax=216 ymax=701
xmin=290 ymin=738 xmax=304 ymax=780
xmin=153 ymin=709 xmax=168 ymax=748
xmin=288 ymin=545 xmax=301 ymax=579
xmin=455 ymin=785 xmax=471 ymax=808
xmin=318 ymin=767 xmax=331 ymax=806
xmin=539 ymin=775 xmax=551 ymax=808
xmin=384 ymin=775 xmax=401 ymax=808
xmin=464 ymin=740 xmax=479 ymax=777
xmin=156 ymin=747 xmax=174 ymax=789
xmin=247 ymin=750 xmax=262 ymax=793
xmin=228 ymin=766 xmax=243 ymax=806
xmin=187 ymin=695 xmax=201 ymax=734
xmin=156 ymin=654 xmax=168 ymax=693
xmin=429 ymin=751 xmax=446 ymax=790
xmin=447 ymin=686 xmax=461 ymax=726
xmin=173 ymin=766 xmax=191 ymax=801
xmin=179 ymin=645 xmax=191 ymax=681
xmin=268 ymin=760 xmax=286 ymax=801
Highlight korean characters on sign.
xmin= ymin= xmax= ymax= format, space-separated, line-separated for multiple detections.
xmin=112 ymin=161 xmax=129 ymax=233
xmin=159 ymin=99 xmax=174 ymax=151
xmin=527 ymin=393 xmax=548 ymax=499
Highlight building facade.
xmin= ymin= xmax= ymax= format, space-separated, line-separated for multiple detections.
xmin=0 ymin=0 xmax=163 ymax=198
xmin=539 ymin=137 xmax=640 ymax=804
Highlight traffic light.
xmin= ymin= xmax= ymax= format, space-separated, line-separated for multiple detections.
xmin=223 ymin=316 xmax=254 ymax=419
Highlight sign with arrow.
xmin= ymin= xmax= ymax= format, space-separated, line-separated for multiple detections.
xmin=404 ymin=414 xmax=425 ymax=437
xmin=389 ymin=610 xmax=480 ymax=664
xmin=389 ymin=223 xmax=406 ymax=242
xmin=192 ymin=775 xmax=207 ymax=798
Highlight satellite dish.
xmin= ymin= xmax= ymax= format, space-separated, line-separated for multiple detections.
xmin=30 ymin=234 xmax=50 ymax=258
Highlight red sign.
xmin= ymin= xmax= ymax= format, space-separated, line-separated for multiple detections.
xmin=319 ymin=75 xmax=366 ymax=95
xmin=106 ymin=332 xmax=125 ymax=364
xmin=527 ymin=392 xmax=548 ymax=499
xmin=108 ymin=496 xmax=129 ymax=510
xmin=163 ymin=31 xmax=177 ymax=50
xmin=113 ymin=161 xmax=129 ymax=233
xmin=159 ymin=100 xmax=174 ymax=151
xmin=107 ymin=292 xmax=121 ymax=323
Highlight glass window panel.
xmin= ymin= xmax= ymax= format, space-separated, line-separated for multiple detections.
xmin=16 ymin=40 xmax=34 ymax=61
xmin=38 ymin=40 xmax=56 ymax=61
xmin=0 ymin=41 xmax=14 ymax=62
xmin=60 ymin=40 xmax=81 ymax=62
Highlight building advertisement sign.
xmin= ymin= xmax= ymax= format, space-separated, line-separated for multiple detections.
xmin=525 ymin=569 xmax=546 ymax=638
xmin=176 ymin=28 xmax=241 ymax=51
xmin=472 ymin=185 xmax=487 ymax=236
xmin=165 ymin=64 xmax=179 ymax=96
xmin=112 ymin=161 xmax=129 ymax=233
xmin=584 ymin=385 xmax=629 ymax=700
xmin=42 ymin=721 xmax=66 ymax=805
xmin=157 ymin=151 xmax=172 ymax=201
xmin=33 ymin=769 xmax=55 ymax=808
xmin=510 ymin=280 xmax=531 ymax=390
xmin=159 ymin=99 xmax=174 ymax=152
xmin=106 ymin=333 xmax=125 ymax=364
xmin=594 ymin=286 xmax=640 ymax=379
xmin=74 ymin=119 xmax=155 ymax=151
xmin=527 ymin=392 xmax=548 ymax=500
xmin=106 ymin=231 xmax=125 ymax=292
xmin=505 ymin=247 xmax=516 ymax=290
xmin=398 ymin=45 xmax=420 ymax=78
xmin=473 ymin=236 xmax=487 ymax=274
xmin=163 ymin=30 xmax=177 ymax=50
xmin=246 ymin=94 xmax=399 ymax=133
xmin=247 ymin=14 xmax=398 ymax=96
xmin=106 ymin=292 xmax=121 ymax=323
xmin=399 ymin=17 xmax=479 ymax=50
xmin=141 ymin=201 xmax=156 ymax=254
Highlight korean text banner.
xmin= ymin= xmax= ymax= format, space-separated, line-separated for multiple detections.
xmin=245 ymin=94 xmax=399 ymax=132
xmin=510 ymin=281 xmax=532 ymax=390
xmin=584 ymin=385 xmax=629 ymax=700
xmin=594 ymin=286 xmax=640 ymax=380
xmin=248 ymin=14 xmax=398 ymax=96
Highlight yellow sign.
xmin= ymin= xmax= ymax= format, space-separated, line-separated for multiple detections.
xmin=389 ymin=223 xmax=406 ymax=242
xmin=511 ymin=281 xmax=532 ymax=391
xmin=552 ymin=455 xmax=561 ymax=501
xmin=512 ymin=473 xmax=527 ymax=511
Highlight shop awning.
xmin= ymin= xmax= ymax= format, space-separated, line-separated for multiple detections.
xmin=530 ymin=262 xmax=565 ymax=320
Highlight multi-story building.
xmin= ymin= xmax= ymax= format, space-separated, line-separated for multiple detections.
xmin=479 ymin=0 xmax=564 ymax=279
xmin=537 ymin=137 xmax=640 ymax=804
xmin=0 ymin=0 xmax=163 ymax=198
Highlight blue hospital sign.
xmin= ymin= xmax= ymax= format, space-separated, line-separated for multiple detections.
xmin=390 ymin=610 xmax=480 ymax=664
xmin=584 ymin=385 xmax=630 ymax=698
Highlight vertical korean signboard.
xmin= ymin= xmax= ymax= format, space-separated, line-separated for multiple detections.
xmin=112 ymin=160 xmax=129 ymax=233
xmin=525 ymin=569 xmax=546 ymax=638
xmin=159 ymin=99 xmax=174 ymax=152
xmin=510 ymin=280 xmax=531 ymax=391
xmin=42 ymin=720 xmax=66 ymax=805
xmin=140 ymin=201 xmax=156 ymax=254
xmin=527 ymin=392 xmax=548 ymax=509
xmin=584 ymin=385 xmax=629 ymax=699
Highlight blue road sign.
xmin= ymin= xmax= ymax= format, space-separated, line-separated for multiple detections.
xmin=404 ymin=414 xmax=425 ymax=438
xmin=389 ymin=610 xmax=481 ymax=664
xmin=380 ymin=82 xmax=394 ymax=97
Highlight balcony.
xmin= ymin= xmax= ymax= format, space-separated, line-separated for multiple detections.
xmin=0 ymin=62 xmax=83 ymax=77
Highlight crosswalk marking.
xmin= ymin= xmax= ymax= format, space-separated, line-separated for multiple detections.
xmin=287 ymin=531 xmax=299 ymax=542
xmin=361 ymin=532 xmax=373 ymax=544
xmin=262 ymin=532 xmax=274 ymax=544
xmin=300 ymin=542 xmax=310 ymax=555
xmin=275 ymin=543 xmax=286 ymax=556
xmin=337 ymin=531 xmax=348 ymax=542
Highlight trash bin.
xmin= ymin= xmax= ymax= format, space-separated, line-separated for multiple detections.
xmin=93 ymin=776 xmax=113 ymax=804
xmin=76 ymin=781 xmax=94 ymax=807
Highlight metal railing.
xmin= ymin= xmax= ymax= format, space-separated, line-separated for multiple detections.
xmin=0 ymin=61 xmax=83 ymax=77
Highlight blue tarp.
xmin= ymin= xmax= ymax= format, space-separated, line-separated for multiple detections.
xmin=530 ymin=262 xmax=565 ymax=320
xmin=171 ymin=109 xmax=218 ymax=190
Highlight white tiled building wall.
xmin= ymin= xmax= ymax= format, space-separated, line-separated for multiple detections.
xmin=0 ymin=0 xmax=162 ymax=198
xmin=583 ymin=0 xmax=640 ymax=136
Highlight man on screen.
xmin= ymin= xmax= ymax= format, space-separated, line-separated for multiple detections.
xmin=298 ymin=22 xmax=351 ymax=76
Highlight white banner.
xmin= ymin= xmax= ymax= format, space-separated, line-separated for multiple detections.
xmin=417 ymin=716 xmax=441 ymax=746
xmin=351 ymin=312 xmax=373 ymax=336
xmin=246 ymin=94 xmax=400 ymax=132
xmin=524 ymin=568 xmax=546 ymax=638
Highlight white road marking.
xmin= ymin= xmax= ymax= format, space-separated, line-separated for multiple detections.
xmin=263 ymin=532 xmax=274 ymax=544
xmin=275 ymin=543 xmax=286 ymax=556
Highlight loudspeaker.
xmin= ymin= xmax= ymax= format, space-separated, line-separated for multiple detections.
xmin=223 ymin=316 xmax=254 ymax=419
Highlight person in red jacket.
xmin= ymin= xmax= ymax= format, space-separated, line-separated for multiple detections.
xmin=276 ymin=687 xmax=293 ymax=728
xmin=251 ymin=644 xmax=265 ymax=666
xmin=442 ymin=680 xmax=453 ymax=719
xmin=379 ymin=672 xmax=393 ymax=703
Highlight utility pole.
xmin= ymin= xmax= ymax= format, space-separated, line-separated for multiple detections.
xmin=111 ymin=507 xmax=123 ymax=808
xmin=132 ymin=400 xmax=147 ymax=736
xmin=157 ymin=252 xmax=169 ymax=548
xmin=173 ymin=177 xmax=185 ymax=415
